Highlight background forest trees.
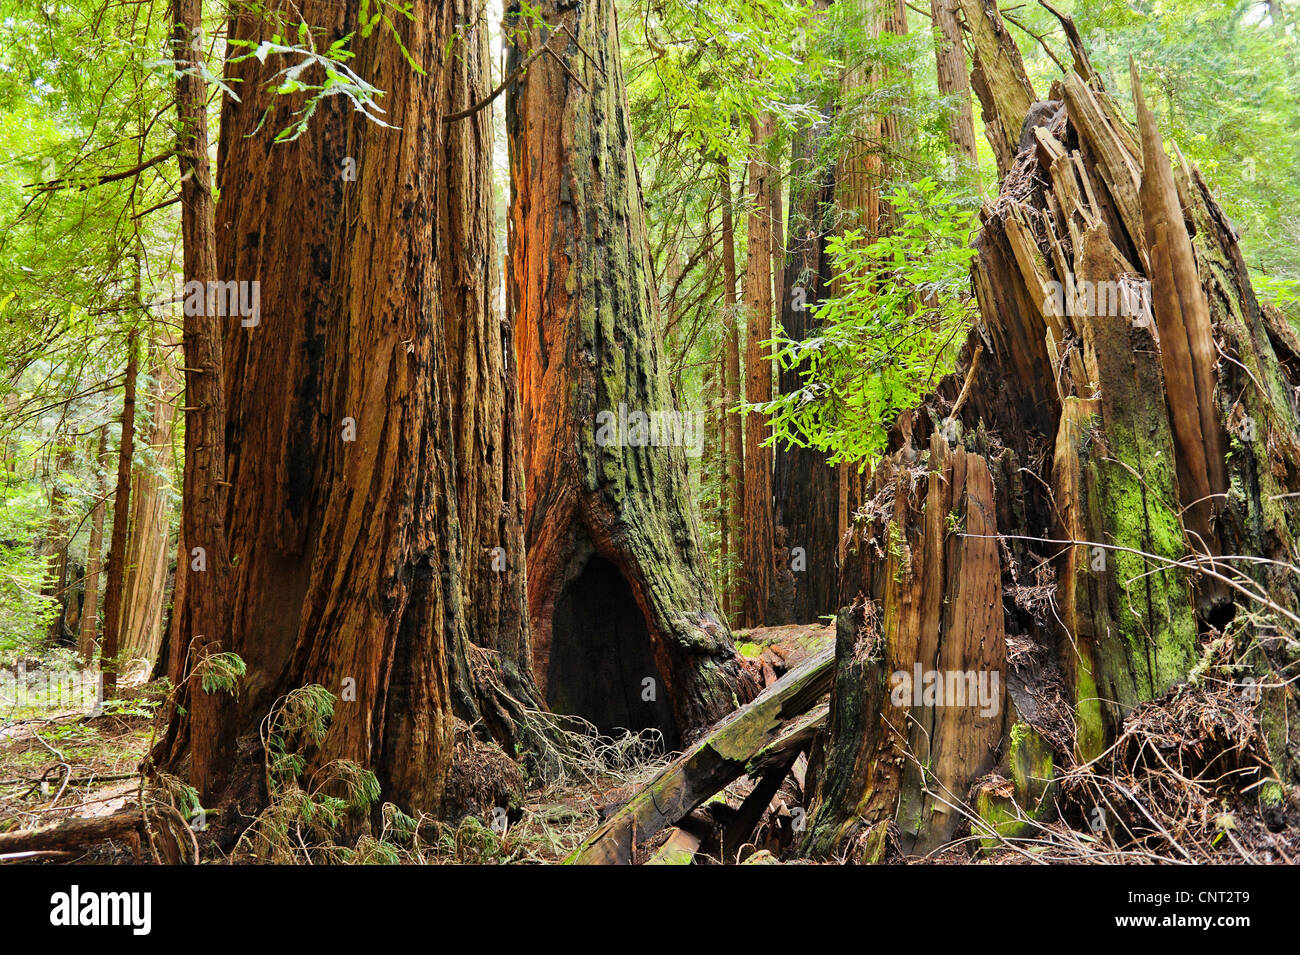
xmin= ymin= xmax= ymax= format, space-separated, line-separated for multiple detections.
xmin=628 ymin=0 xmax=1300 ymax=630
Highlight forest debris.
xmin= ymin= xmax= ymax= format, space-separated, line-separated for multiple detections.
xmin=443 ymin=719 xmax=525 ymax=820
xmin=734 ymin=622 xmax=834 ymax=688
xmin=722 ymin=752 xmax=801 ymax=863
xmin=567 ymin=646 xmax=833 ymax=864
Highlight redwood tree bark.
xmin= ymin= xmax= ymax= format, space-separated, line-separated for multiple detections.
xmin=742 ymin=113 xmax=777 ymax=628
xmin=158 ymin=0 xmax=231 ymax=802
xmin=930 ymin=0 xmax=981 ymax=188
xmin=508 ymin=0 xmax=752 ymax=745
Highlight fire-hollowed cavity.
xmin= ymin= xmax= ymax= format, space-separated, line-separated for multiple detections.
xmin=545 ymin=555 xmax=680 ymax=748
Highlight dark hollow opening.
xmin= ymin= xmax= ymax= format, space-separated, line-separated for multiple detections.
xmin=546 ymin=555 xmax=680 ymax=749
xmin=1204 ymin=596 xmax=1237 ymax=634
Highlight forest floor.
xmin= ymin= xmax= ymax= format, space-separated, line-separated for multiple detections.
xmin=0 ymin=701 xmax=157 ymax=862
xmin=3 ymin=621 xmax=1298 ymax=864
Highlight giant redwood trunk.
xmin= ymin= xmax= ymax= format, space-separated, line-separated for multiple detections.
xmin=802 ymin=26 xmax=1300 ymax=859
xmin=507 ymin=0 xmax=753 ymax=747
xmin=157 ymin=0 xmax=538 ymax=816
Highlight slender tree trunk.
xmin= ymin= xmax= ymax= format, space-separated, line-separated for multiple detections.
xmin=714 ymin=349 xmax=730 ymax=609
xmin=742 ymin=113 xmax=777 ymax=628
xmin=158 ymin=0 xmax=230 ymax=801
xmin=930 ymin=0 xmax=981 ymax=189
xmin=100 ymin=330 xmax=138 ymax=698
xmin=159 ymin=537 xmax=186 ymax=684
xmin=41 ymin=441 xmax=75 ymax=644
xmin=77 ymin=427 xmax=110 ymax=666
xmin=508 ymin=0 xmax=753 ymax=745
xmin=766 ymin=133 xmax=798 ymax=623
xmin=769 ymin=155 xmax=786 ymax=326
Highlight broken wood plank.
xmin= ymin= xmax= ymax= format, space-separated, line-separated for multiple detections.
xmin=959 ymin=0 xmax=1036 ymax=175
xmin=645 ymin=827 xmax=702 ymax=865
xmin=566 ymin=646 xmax=834 ymax=865
xmin=722 ymin=752 xmax=800 ymax=863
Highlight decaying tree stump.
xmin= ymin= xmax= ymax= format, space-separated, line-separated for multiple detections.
xmin=801 ymin=23 xmax=1300 ymax=859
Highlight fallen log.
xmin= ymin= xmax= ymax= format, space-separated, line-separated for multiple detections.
xmin=567 ymin=645 xmax=834 ymax=864
xmin=0 ymin=850 xmax=77 ymax=863
xmin=0 ymin=809 xmax=147 ymax=858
